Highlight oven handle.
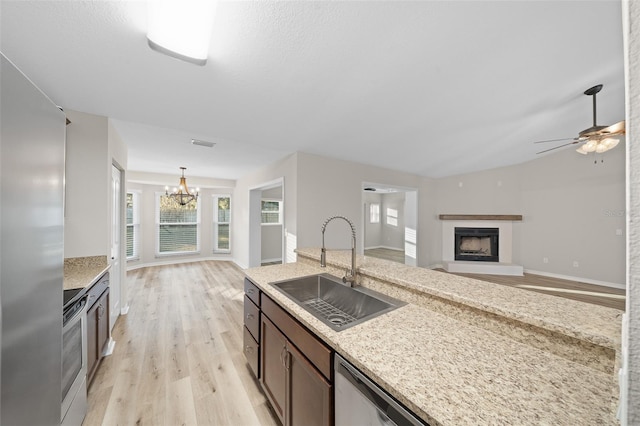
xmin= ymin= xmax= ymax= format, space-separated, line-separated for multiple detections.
xmin=63 ymin=297 xmax=87 ymax=329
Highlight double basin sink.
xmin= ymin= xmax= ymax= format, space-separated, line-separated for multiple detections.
xmin=271 ymin=273 xmax=405 ymax=331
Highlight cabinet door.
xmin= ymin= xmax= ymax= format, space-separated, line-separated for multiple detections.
xmin=260 ymin=316 xmax=287 ymax=424
xmin=97 ymin=288 xmax=110 ymax=355
xmin=286 ymin=343 xmax=332 ymax=426
xmin=86 ymin=303 xmax=99 ymax=381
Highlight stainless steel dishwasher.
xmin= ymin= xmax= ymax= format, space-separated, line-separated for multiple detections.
xmin=335 ymin=354 xmax=427 ymax=426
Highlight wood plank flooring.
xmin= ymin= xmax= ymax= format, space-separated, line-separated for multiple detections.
xmin=364 ymin=247 xmax=406 ymax=264
xmin=85 ymin=261 xmax=279 ymax=426
xmin=442 ymin=270 xmax=626 ymax=310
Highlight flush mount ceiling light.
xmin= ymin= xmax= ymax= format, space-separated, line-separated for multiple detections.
xmin=165 ymin=167 xmax=199 ymax=206
xmin=147 ymin=0 xmax=217 ymax=66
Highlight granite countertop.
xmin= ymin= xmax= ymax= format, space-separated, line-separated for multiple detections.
xmin=296 ymin=248 xmax=622 ymax=350
xmin=244 ymin=254 xmax=620 ymax=425
xmin=64 ymin=255 xmax=111 ymax=290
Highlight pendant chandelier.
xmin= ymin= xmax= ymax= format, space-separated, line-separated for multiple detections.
xmin=165 ymin=167 xmax=199 ymax=206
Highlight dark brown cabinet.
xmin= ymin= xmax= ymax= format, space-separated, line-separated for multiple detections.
xmin=260 ymin=316 xmax=287 ymax=422
xmin=243 ymin=280 xmax=261 ymax=378
xmin=86 ymin=273 xmax=110 ymax=385
xmin=243 ymin=277 xmax=333 ymax=426
xmin=260 ymin=294 xmax=333 ymax=426
xmin=287 ymin=340 xmax=332 ymax=426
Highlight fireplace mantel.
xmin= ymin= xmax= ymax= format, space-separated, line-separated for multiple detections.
xmin=439 ymin=214 xmax=523 ymax=221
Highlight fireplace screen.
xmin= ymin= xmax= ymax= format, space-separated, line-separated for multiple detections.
xmin=454 ymin=227 xmax=499 ymax=262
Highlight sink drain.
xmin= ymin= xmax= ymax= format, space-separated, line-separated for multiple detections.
xmin=327 ymin=314 xmax=350 ymax=327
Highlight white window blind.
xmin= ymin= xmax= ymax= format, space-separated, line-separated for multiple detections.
xmin=213 ymin=195 xmax=231 ymax=252
xmin=126 ymin=192 xmax=141 ymax=260
xmin=156 ymin=194 xmax=200 ymax=255
xmin=370 ymin=203 xmax=380 ymax=223
xmin=261 ymin=200 xmax=282 ymax=224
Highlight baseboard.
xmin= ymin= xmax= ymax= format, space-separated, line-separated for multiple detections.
xmin=523 ymin=269 xmax=625 ymax=290
xmin=126 ymin=256 xmax=236 ymax=271
xmin=261 ymin=257 xmax=283 ymax=264
xmin=364 ymin=245 xmax=404 ymax=251
xmin=103 ymin=338 xmax=116 ymax=357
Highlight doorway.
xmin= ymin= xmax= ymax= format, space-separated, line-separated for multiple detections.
xmin=248 ymin=178 xmax=285 ymax=268
xmin=362 ymin=183 xmax=418 ymax=266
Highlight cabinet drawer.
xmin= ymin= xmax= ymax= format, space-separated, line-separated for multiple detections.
xmin=244 ymin=278 xmax=260 ymax=306
xmin=244 ymin=295 xmax=260 ymax=341
xmin=262 ymin=295 xmax=332 ymax=380
xmin=243 ymin=326 xmax=259 ymax=378
xmin=87 ymin=272 xmax=109 ymax=310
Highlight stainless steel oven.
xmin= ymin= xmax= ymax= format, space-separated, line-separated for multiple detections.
xmin=62 ymin=294 xmax=88 ymax=425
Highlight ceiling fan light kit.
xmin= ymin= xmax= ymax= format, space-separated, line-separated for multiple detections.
xmin=534 ymin=84 xmax=625 ymax=157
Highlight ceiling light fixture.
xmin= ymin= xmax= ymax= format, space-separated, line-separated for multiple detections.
xmin=575 ymin=137 xmax=620 ymax=155
xmin=147 ymin=0 xmax=217 ymax=66
xmin=165 ymin=167 xmax=199 ymax=206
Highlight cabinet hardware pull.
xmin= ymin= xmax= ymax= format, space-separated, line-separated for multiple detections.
xmin=280 ymin=345 xmax=287 ymax=367
xmin=245 ymin=345 xmax=253 ymax=354
xmin=247 ymin=288 xmax=255 ymax=294
xmin=247 ymin=314 xmax=254 ymax=320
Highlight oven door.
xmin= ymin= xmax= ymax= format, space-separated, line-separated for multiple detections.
xmin=61 ymin=296 xmax=88 ymax=424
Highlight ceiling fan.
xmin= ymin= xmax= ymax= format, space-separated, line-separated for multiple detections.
xmin=534 ymin=84 xmax=625 ymax=155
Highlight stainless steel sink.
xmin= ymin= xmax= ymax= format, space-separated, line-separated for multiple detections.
xmin=270 ymin=274 xmax=405 ymax=331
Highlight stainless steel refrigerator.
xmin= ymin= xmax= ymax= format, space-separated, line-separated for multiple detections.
xmin=1 ymin=53 xmax=66 ymax=424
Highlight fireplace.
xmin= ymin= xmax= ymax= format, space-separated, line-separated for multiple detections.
xmin=454 ymin=227 xmax=499 ymax=262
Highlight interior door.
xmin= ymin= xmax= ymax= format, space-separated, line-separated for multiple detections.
xmin=110 ymin=164 xmax=122 ymax=330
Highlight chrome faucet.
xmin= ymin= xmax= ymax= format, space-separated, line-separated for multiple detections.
xmin=320 ymin=215 xmax=357 ymax=286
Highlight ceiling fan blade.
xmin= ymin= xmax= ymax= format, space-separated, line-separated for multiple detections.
xmin=533 ymin=137 xmax=578 ymax=144
xmin=536 ymin=140 xmax=580 ymax=154
xmin=601 ymin=120 xmax=625 ymax=135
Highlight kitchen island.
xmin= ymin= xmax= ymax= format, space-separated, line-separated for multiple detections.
xmin=244 ymin=249 xmax=622 ymax=425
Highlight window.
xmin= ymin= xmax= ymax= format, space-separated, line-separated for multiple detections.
xmin=261 ymin=200 xmax=282 ymax=224
xmin=370 ymin=203 xmax=380 ymax=223
xmin=126 ymin=192 xmax=140 ymax=260
xmin=156 ymin=194 xmax=200 ymax=255
xmin=386 ymin=207 xmax=398 ymax=227
xmin=213 ymin=195 xmax=231 ymax=252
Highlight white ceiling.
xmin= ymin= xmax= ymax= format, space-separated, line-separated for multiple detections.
xmin=0 ymin=1 xmax=625 ymax=180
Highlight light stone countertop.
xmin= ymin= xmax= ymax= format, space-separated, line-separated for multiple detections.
xmin=296 ymin=248 xmax=622 ymax=350
xmin=245 ymin=255 xmax=620 ymax=425
xmin=64 ymin=255 xmax=110 ymax=290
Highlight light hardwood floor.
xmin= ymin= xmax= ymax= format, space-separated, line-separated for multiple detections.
xmin=85 ymin=261 xmax=279 ymax=426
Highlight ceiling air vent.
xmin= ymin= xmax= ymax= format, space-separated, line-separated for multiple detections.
xmin=191 ymin=139 xmax=215 ymax=148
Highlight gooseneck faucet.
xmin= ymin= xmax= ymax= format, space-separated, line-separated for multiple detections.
xmin=320 ymin=215 xmax=357 ymax=286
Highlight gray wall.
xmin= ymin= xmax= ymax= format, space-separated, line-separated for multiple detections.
xmin=435 ymin=142 xmax=626 ymax=285
xmin=380 ymin=192 xmax=405 ymax=250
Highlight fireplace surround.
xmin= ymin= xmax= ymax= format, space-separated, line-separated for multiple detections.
xmin=440 ymin=215 xmax=523 ymax=276
xmin=454 ymin=227 xmax=499 ymax=262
